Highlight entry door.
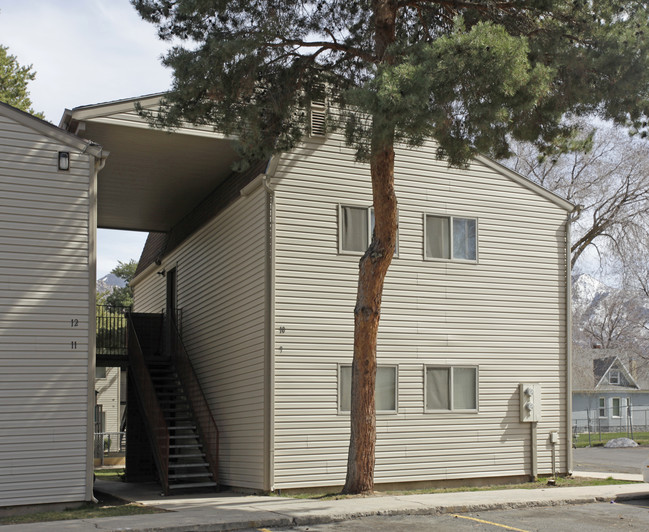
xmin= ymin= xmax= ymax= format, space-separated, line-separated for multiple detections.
xmin=166 ymin=267 xmax=177 ymax=320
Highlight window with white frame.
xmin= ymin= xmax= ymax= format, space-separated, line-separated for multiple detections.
xmin=339 ymin=365 xmax=397 ymax=413
xmin=425 ymin=366 xmax=478 ymax=411
xmin=609 ymin=369 xmax=620 ymax=385
xmin=612 ymin=397 xmax=621 ymax=417
xmin=339 ymin=205 xmax=399 ymax=255
xmin=424 ymin=215 xmax=477 ymax=261
xmin=598 ymin=397 xmax=606 ymax=417
xmin=340 ymin=205 xmax=370 ymax=252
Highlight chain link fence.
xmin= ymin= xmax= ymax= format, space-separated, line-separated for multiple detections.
xmin=572 ymin=404 xmax=649 ymax=445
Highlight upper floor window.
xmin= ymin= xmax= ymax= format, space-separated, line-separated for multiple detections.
xmin=609 ymin=370 xmax=620 ymax=385
xmin=340 ymin=205 xmax=370 ymax=252
xmin=425 ymin=215 xmax=477 ymax=261
xmin=339 ymin=205 xmax=398 ymax=255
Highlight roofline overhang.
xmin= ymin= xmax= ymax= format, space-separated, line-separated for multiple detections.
xmin=476 ymin=155 xmax=576 ymax=213
xmin=0 ymin=101 xmax=103 ymax=159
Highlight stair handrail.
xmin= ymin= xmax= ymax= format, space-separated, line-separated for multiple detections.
xmin=127 ymin=314 xmax=170 ymax=494
xmin=166 ymin=314 xmax=219 ymax=487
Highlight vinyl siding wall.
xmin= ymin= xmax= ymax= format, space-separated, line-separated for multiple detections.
xmin=272 ymin=134 xmax=569 ymax=489
xmin=0 ymin=114 xmax=93 ymax=506
xmin=96 ymin=366 xmax=121 ymax=433
xmin=133 ymin=186 xmax=267 ymax=489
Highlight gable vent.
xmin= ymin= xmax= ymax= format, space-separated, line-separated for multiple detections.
xmin=310 ymin=100 xmax=326 ymax=137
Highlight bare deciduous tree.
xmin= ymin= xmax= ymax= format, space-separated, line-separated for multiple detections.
xmin=506 ymin=124 xmax=649 ymax=269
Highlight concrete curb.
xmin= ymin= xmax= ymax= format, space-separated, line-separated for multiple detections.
xmin=2 ymin=480 xmax=646 ymax=531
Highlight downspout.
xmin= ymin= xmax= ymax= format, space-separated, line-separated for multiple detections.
xmin=566 ymin=211 xmax=574 ymax=474
xmin=86 ymin=153 xmax=106 ymax=504
xmin=263 ymin=157 xmax=279 ymax=492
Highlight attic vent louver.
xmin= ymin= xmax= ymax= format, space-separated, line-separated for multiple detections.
xmin=310 ymin=99 xmax=326 ymax=137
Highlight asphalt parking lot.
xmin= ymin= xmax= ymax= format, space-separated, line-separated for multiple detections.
xmin=264 ymin=499 xmax=649 ymax=531
xmin=574 ymin=446 xmax=649 ymax=475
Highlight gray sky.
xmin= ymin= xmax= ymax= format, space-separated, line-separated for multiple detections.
xmin=0 ymin=0 xmax=173 ymax=277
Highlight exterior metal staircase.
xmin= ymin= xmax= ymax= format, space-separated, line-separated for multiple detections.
xmin=127 ymin=312 xmax=219 ymax=494
xmin=149 ymin=364 xmax=217 ymax=491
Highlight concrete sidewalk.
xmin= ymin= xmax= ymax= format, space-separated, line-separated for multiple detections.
xmin=2 ymin=476 xmax=648 ymax=532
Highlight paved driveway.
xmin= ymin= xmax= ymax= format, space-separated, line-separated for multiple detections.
xmin=574 ymin=446 xmax=649 ymax=475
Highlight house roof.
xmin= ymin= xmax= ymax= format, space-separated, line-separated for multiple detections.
xmin=0 ymin=100 xmax=103 ymax=158
xmin=572 ymin=347 xmax=649 ymax=392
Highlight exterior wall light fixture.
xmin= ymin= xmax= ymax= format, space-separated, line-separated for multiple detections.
xmin=58 ymin=151 xmax=70 ymax=171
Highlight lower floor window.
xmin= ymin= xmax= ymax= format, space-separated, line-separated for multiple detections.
xmin=339 ymin=365 xmax=397 ymax=413
xmin=612 ymin=397 xmax=621 ymax=417
xmin=425 ymin=366 xmax=478 ymax=411
xmin=598 ymin=397 xmax=606 ymax=418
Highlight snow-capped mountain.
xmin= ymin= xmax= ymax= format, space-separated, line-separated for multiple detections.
xmin=572 ymin=273 xmax=611 ymax=311
xmin=96 ymin=273 xmax=126 ymax=293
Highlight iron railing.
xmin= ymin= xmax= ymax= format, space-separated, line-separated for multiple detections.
xmin=96 ymin=305 xmax=131 ymax=355
xmin=166 ymin=314 xmax=219 ymax=487
xmin=127 ymin=315 xmax=170 ymax=493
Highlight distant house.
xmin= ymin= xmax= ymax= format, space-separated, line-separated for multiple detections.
xmin=572 ymin=347 xmax=649 ymax=432
xmin=59 ymin=95 xmax=575 ymax=493
xmin=0 ymin=102 xmax=104 ymax=508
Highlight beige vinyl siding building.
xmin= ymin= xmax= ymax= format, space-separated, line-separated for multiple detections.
xmin=131 ymin=120 xmax=572 ymax=491
xmin=133 ymin=184 xmax=268 ymax=489
xmin=271 ymin=136 xmax=570 ymax=488
xmin=95 ymin=366 xmax=121 ymax=433
xmin=0 ymin=102 xmax=103 ymax=507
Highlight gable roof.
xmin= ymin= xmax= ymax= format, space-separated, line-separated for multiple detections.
xmin=0 ymin=100 xmax=103 ymax=158
xmin=573 ymin=347 xmax=649 ymax=391
xmin=476 ymin=155 xmax=574 ymax=213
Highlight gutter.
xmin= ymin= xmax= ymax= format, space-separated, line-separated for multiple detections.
xmin=566 ymin=211 xmax=574 ymax=474
xmin=263 ymin=156 xmax=279 ymax=492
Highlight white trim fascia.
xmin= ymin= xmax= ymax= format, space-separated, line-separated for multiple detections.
xmin=0 ymin=101 xmax=103 ymax=157
xmin=60 ymin=93 xmax=166 ymax=124
xmin=86 ymin=154 xmax=99 ymax=503
xmin=264 ymin=154 xmax=279 ymax=492
xmin=476 ymin=154 xmax=575 ymax=213
xmin=565 ymin=215 xmax=573 ymax=473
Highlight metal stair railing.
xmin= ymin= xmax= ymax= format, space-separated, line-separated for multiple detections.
xmin=127 ymin=314 xmax=170 ymax=494
xmin=165 ymin=314 xmax=219 ymax=487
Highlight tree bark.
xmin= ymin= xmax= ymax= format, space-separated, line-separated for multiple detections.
xmin=342 ymin=0 xmax=398 ymax=496
xmin=342 ymin=129 xmax=398 ymax=494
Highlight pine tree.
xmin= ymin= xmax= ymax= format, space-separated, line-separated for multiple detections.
xmin=134 ymin=0 xmax=649 ymax=494
xmin=0 ymin=45 xmax=43 ymax=118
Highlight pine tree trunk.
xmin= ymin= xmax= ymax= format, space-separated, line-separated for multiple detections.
xmin=342 ymin=132 xmax=397 ymax=494
xmin=342 ymin=0 xmax=398 ymax=496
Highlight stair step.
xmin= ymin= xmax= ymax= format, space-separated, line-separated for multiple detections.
xmin=170 ymin=435 xmax=199 ymax=441
xmin=168 ymin=481 xmax=217 ymax=490
xmin=169 ymin=425 xmax=196 ymax=431
xmin=169 ymin=462 xmax=209 ymax=469
xmin=170 ymin=453 xmax=206 ymax=459
xmin=169 ymin=471 xmax=213 ymax=479
xmin=170 ymin=445 xmax=202 ymax=450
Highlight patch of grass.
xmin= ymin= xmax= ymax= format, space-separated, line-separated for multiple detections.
xmin=0 ymin=491 xmax=163 ymax=526
xmin=574 ymin=431 xmax=649 ymax=448
xmin=275 ymin=476 xmax=635 ymax=500
xmin=94 ymin=467 xmax=125 ymax=482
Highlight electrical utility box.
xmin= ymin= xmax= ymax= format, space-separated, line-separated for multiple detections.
xmin=520 ymin=383 xmax=542 ymax=422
